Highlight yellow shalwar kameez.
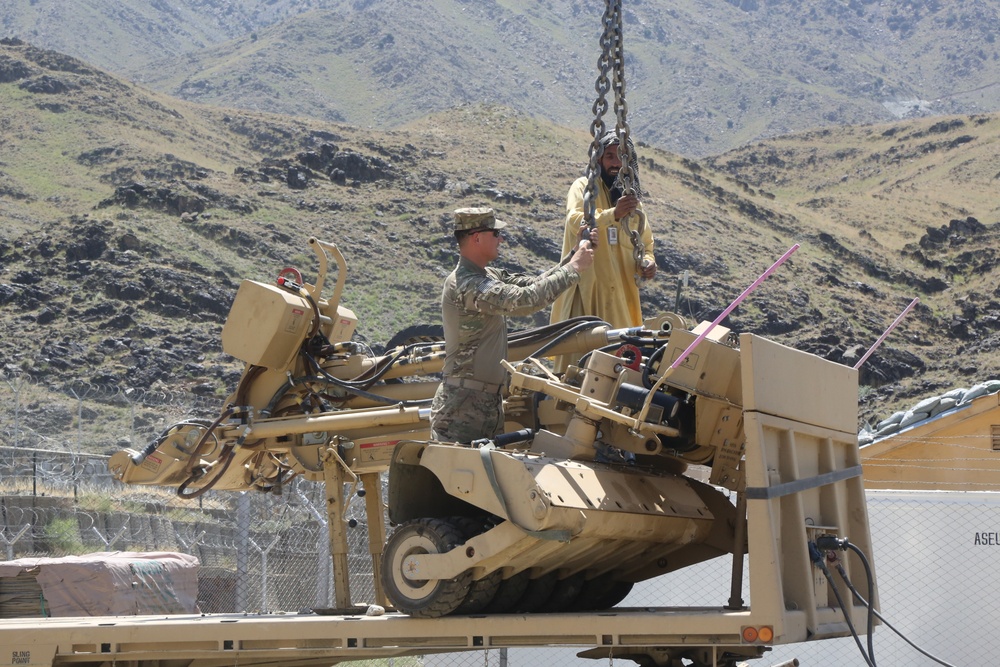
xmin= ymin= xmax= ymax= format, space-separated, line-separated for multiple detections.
xmin=549 ymin=175 xmax=655 ymax=329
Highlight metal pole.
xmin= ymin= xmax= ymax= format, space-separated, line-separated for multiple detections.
xmin=247 ymin=535 xmax=280 ymax=614
xmin=11 ymin=377 xmax=21 ymax=451
xmin=91 ymin=525 xmax=128 ymax=552
xmin=324 ymin=451 xmax=353 ymax=609
xmin=360 ymin=472 xmax=387 ymax=606
xmin=237 ymin=492 xmax=249 ymax=612
xmin=726 ymin=491 xmax=748 ymax=610
xmin=296 ymin=485 xmax=332 ymax=608
xmin=74 ymin=390 xmax=82 ymax=501
xmin=73 ymin=388 xmax=84 ymax=452
xmin=2 ymin=525 xmax=31 ymax=560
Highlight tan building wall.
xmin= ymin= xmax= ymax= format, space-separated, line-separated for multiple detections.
xmin=861 ymin=393 xmax=1000 ymax=491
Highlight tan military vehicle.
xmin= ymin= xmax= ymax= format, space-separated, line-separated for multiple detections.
xmin=88 ymin=236 xmax=875 ymax=667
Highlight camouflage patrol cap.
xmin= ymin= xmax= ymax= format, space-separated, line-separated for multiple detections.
xmin=453 ymin=207 xmax=508 ymax=233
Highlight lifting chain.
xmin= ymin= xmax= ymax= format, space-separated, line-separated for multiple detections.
xmin=584 ymin=0 xmax=647 ymax=286
xmin=582 ymin=0 xmax=618 ymax=230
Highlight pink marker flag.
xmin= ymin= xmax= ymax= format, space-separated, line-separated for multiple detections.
xmin=854 ymin=297 xmax=920 ymax=370
xmin=670 ymin=244 xmax=801 ymax=370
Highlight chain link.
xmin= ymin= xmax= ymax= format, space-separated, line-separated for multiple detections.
xmin=584 ymin=0 xmax=647 ymax=286
xmin=583 ymin=0 xmax=617 ymax=230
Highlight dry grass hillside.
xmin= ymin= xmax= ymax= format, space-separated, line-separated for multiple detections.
xmin=707 ymin=115 xmax=1000 ymax=418
xmin=2 ymin=39 xmax=1000 ymax=447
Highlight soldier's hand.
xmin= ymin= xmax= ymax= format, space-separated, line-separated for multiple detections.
xmin=569 ymin=240 xmax=595 ymax=273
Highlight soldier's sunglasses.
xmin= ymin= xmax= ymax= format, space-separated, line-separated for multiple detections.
xmin=476 ymin=229 xmax=501 ymax=237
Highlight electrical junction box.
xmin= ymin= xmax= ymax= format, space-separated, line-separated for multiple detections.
xmin=222 ymin=280 xmax=312 ymax=370
xmin=329 ymin=304 xmax=358 ymax=345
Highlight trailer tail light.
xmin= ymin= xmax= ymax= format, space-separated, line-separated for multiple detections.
xmin=741 ymin=626 xmax=773 ymax=644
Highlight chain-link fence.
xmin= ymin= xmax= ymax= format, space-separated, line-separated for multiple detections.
xmin=2 ymin=375 xmax=999 ymax=666
xmin=0 ymin=448 xmax=373 ymax=613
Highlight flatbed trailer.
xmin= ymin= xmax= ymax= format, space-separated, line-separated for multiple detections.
xmin=1 ymin=336 xmax=876 ymax=667
xmin=0 ymin=603 xmax=818 ymax=667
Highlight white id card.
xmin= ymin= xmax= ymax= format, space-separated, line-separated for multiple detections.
xmin=607 ymin=226 xmax=619 ymax=245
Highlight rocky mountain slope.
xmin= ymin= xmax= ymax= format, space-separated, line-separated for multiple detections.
xmin=2 ymin=39 xmax=1000 ymax=447
xmin=3 ymin=0 xmax=1000 ymax=157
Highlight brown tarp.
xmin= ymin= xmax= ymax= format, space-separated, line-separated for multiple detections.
xmin=0 ymin=551 xmax=199 ymax=617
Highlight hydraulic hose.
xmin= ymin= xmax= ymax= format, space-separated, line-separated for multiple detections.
xmin=348 ymin=336 xmax=447 ymax=386
xmin=129 ymin=419 xmax=212 ymax=466
xmin=182 ymin=406 xmax=243 ymax=475
xmin=508 ymin=316 xmax=605 ymax=347
xmin=303 ymin=351 xmax=432 ymax=407
xmin=177 ymin=443 xmax=236 ymax=500
xmin=526 ymin=319 xmax=613 ymax=359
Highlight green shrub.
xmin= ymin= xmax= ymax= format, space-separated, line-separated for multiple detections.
xmin=44 ymin=517 xmax=85 ymax=555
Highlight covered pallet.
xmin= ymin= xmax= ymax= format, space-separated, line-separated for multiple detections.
xmin=0 ymin=551 xmax=199 ymax=617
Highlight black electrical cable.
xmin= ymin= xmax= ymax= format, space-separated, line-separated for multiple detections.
xmin=575 ymin=342 xmax=659 ymax=371
xmin=643 ymin=343 xmax=668 ymax=389
xmin=618 ymin=334 xmax=662 ymax=347
xmin=816 ymin=537 xmax=876 ymax=664
xmin=302 ymin=289 xmax=323 ymax=339
xmin=336 ymin=336 xmax=446 ymax=387
xmin=173 ymin=405 xmax=250 ymax=499
xmin=129 ymin=419 xmax=214 ymax=465
xmin=181 ymin=406 xmax=241 ymax=474
xmin=810 ymin=543 xmax=876 ymax=667
xmin=234 ymin=364 xmax=266 ymax=406
xmin=845 ymin=542 xmax=877 ymax=664
xmin=834 ymin=545 xmax=958 ymax=667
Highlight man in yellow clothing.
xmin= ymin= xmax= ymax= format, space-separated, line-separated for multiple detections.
xmin=550 ymin=131 xmax=656 ymax=337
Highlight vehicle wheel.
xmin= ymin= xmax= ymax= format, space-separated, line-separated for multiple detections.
xmin=450 ymin=516 xmax=502 ymax=614
xmin=381 ymin=518 xmax=472 ymax=618
xmin=382 ymin=324 xmax=444 ymax=384
xmin=538 ymin=572 xmax=585 ymax=612
xmin=577 ymin=572 xmax=612 ymax=611
xmin=586 ymin=577 xmax=634 ymax=610
xmin=480 ymin=570 xmax=530 ymax=614
xmin=511 ymin=572 xmax=557 ymax=612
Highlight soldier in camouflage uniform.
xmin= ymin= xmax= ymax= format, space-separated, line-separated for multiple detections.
xmin=430 ymin=207 xmax=596 ymax=444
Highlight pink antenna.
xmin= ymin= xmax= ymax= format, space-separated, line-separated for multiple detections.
xmin=854 ymin=297 xmax=920 ymax=370
xmin=670 ymin=244 xmax=800 ymax=370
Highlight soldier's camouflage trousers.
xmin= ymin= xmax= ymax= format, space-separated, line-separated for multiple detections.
xmin=429 ymin=383 xmax=503 ymax=444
